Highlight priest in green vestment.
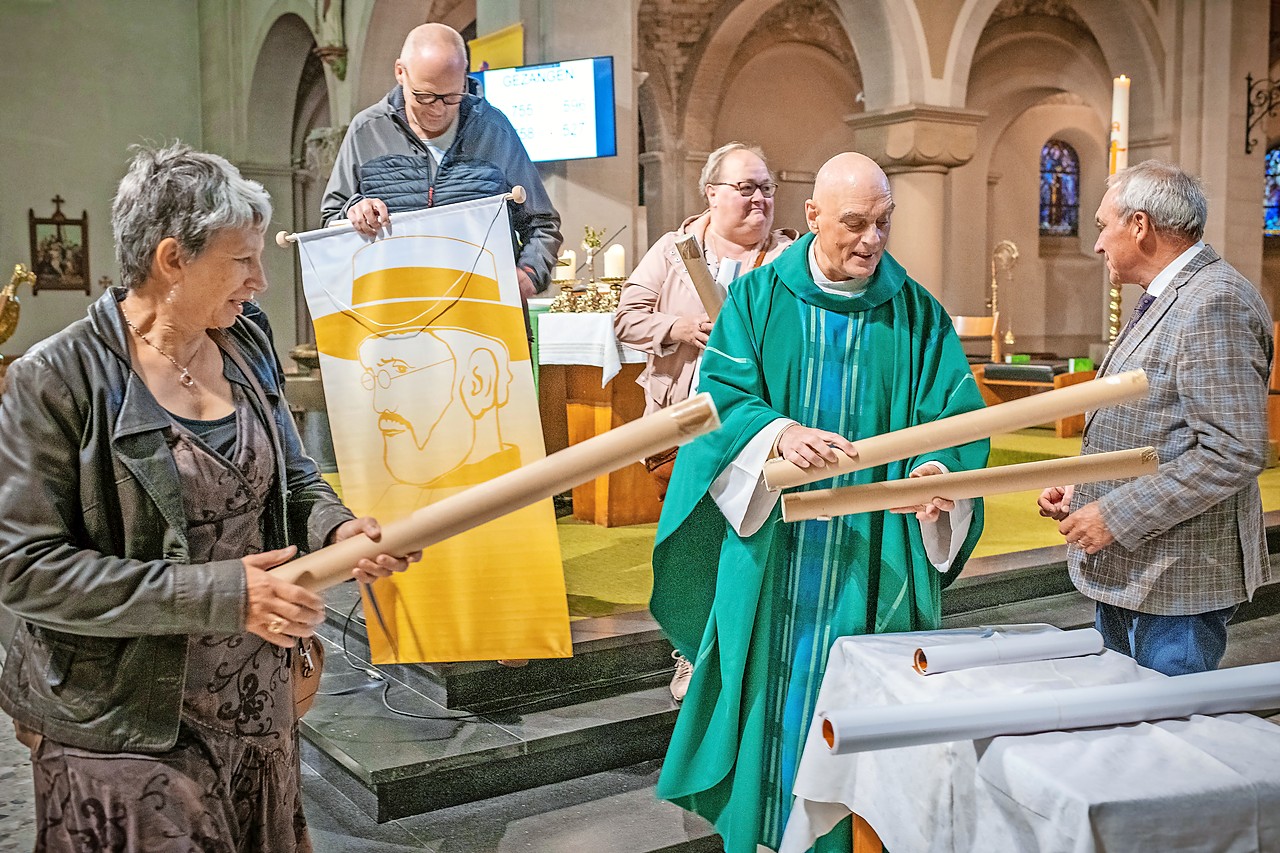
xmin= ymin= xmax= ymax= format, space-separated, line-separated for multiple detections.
xmin=650 ymin=153 xmax=989 ymax=853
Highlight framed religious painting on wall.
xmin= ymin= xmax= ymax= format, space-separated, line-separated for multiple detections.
xmin=28 ymin=196 xmax=90 ymax=295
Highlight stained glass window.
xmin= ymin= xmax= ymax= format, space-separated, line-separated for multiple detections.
xmin=1265 ymin=146 xmax=1280 ymax=235
xmin=1039 ymin=139 xmax=1079 ymax=237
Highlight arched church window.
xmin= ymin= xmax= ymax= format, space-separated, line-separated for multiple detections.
xmin=1039 ymin=139 xmax=1079 ymax=237
xmin=1264 ymin=146 xmax=1280 ymax=235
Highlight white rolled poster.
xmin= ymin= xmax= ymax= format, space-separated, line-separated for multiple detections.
xmin=820 ymin=660 xmax=1280 ymax=754
xmin=913 ymin=628 xmax=1105 ymax=675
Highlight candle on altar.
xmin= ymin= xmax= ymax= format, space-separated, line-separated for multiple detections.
xmin=604 ymin=244 xmax=626 ymax=279
xmin=1110 ymin=75 xmax=1130 ymax=174
xmin=554 ymin=249 xmax=576 ymax=281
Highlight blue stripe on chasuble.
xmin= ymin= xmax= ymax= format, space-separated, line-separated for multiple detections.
xmin=761 ymin=302 xmax=868 ymax=846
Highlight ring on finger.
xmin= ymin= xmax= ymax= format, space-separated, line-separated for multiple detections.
xmin=268 ymin=616 xmax=285 ymax=634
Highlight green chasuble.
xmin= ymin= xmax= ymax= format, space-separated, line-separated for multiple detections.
xmin=651 ymin=233 xmax=988 ymax=853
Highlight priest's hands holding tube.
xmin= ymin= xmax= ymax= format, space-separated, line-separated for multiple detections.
xmin=326 ymin=516 xmax=423 ymax=584
xmin=889 ymin=462 xmax=955 ymax=523
xmin=776 ymin=424 xmax=858 ymax=470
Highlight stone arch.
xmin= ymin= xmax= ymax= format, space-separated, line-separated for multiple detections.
xmin=833 ymin=0 xmax=929 ymax=108
xmin=947 ymin=0 xmax=1165 ymax=133
xmin=246 ymin=11 xmax=317 ymax=164
xmin=944 ymin=10 xmax=1113 ymax=345
xmin=680 ymin=0 xmax=783 ymax=152
xmin=714 ymin=41 xmax=860 ymax=232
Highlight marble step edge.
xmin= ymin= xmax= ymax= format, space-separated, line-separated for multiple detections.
xmin=300 ymin=684 xmax=681 ymax=821
xmin=313 ymin=616 xmax=676 ymax=712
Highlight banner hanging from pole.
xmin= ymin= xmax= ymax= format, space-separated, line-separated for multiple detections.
xmin=293 ymin=196 xmax=570 ymax=664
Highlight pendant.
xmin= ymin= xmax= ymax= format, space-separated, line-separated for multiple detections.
xmin=179 ymin=370 xmax=195 ymax=388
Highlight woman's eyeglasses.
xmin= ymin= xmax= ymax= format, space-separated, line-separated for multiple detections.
xmin=410 ymin=91 xmax=467 ymax=107
xmin=708 ymin=181 xmax=778 ymax=198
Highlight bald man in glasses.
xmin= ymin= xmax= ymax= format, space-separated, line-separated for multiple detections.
xmin=321 ymin=23 xmax=562 ymax=298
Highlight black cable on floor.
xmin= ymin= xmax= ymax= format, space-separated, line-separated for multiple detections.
xmin=319 ymin=595 xmax=678 ymax=722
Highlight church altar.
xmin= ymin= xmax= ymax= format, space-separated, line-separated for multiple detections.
xmin=782 ymin=625 xmax=1280 ymax=853
xmin=533 ymin=307 xmax=660 ymax=527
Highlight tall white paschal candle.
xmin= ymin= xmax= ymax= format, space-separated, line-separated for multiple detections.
xmin=1110 ymin=75 xmax=1130 ymax=174
xmin=604 ymin=244 xmax=626 ymax=279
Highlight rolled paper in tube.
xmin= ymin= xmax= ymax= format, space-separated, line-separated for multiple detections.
xmin=820 ymin=660 xmax=1280 ymax=754
xmin=781 ymin=446 xmax=1158 ymax=522
xmin=912 ymin=628 xmax=1105 ymax=675
xmin=273 ymin=393 xmax=720 ymax=593
xmin=763 ymin=369 xmax=1150 ymax=491
xmin=673 ymin=233 xmax=724 ymax=320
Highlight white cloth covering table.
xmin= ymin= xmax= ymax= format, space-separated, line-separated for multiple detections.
xmin=535 ymin=311 xmax=644 ymax=386
xmin=780 ymin=624 xmax=1280 ymax=853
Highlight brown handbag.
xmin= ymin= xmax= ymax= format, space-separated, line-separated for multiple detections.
xmin=292 ymin=637 xmax=325 ymax=717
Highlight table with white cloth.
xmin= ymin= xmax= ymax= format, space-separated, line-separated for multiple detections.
xmin=780 ymin=624 xmax=1280 ymax=853
xmin=533 ymin=310 xmax=659 ymax=526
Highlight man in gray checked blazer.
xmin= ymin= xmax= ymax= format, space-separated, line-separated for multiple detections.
xmin=1039 ymin=160 xmax=1275 ymax=676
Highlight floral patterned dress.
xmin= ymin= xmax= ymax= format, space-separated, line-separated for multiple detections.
xmin=31 ymin=381 xmax=311 ymax=853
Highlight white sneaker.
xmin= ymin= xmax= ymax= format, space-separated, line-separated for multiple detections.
xmin=670 ymin=650 xmax=693 ymax=703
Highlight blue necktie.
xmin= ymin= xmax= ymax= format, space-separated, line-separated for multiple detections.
xmin=1116 ymin=291 xmax=1157 ymax=344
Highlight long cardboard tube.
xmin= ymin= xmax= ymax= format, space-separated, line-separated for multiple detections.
xmin=273 ymin=393 xmax=720 ymax=592
xmin=673 ymin=233 xmax=724 ymax=320
xmin=763 ymin=369 xmax=1149 ymax=491
xmin=820 ymin=659 xmax=1280 ymax=754
xmin=781 ymin=446 xmax=1157 ymax=522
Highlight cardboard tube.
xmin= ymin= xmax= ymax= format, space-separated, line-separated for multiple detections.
xmin=274 ymin=393 xmax=720 ymax=592
xmin=781 ymin=447 xmax=1157 ymax=522
xmin=820 ymin=660 xmax=1280 ymax=754
xmin=674 ymin=233 xmax=724 ymax=320
xmin=764 ymin=369 xmax=1149 ymax=491
xmin=913 ymin=629 xmax=1105 ymax=675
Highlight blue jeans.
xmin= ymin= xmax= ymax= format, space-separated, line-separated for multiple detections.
xmin=1094 ymin=601 xmax=1237 ymax=676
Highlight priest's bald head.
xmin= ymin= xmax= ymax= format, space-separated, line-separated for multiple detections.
xmin=804 ymin=152 xmax=896 ymax=281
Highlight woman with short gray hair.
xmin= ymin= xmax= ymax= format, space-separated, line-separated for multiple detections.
xmin=0 ymin=142 xmax=419 ymax=851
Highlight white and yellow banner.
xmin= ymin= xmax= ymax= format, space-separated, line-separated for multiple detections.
xmin=294 ymin=196 xmax=570 ymax=663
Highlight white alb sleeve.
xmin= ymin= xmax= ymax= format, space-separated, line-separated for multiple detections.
xmin=710 ymin=418 xmax=795 ymax=537
xmin=909 ymin=461 xmax=973 ymax=572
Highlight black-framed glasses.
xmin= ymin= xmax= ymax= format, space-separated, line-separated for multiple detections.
xmin=709 ymin=180 xmax=778 ymax=198
xmin=410 ymin=91 xmax=466 ymax=107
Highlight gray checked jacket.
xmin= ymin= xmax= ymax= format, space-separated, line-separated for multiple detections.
xmin=1070 ymin=245 xmax=1275 ymax=615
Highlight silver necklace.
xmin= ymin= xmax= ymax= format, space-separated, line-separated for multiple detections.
xmin=119 ymin=306 xmax=197 ymax=388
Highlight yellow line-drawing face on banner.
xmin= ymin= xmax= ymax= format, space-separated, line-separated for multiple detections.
xmin=357 ymin=325 xmax=519 ymax=489
xmin=312 ymin=234 xmax=530 ymax=507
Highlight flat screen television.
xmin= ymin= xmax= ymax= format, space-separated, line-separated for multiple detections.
xmin=471 ymin=56 xmax=617 ymax=163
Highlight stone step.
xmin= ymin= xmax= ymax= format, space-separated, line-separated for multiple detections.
xmin=304 ymin=757 xmax=725 ymax=853
xmin=301 ymin=636 xmax=681 ymax=822
xmin=318 ymin=582 xmax=677 ymax=712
